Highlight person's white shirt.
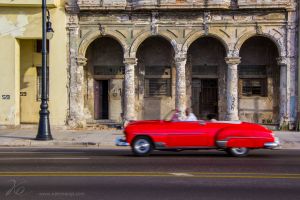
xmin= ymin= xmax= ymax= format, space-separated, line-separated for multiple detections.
xmin=185 ymin=113 xmax=198 ymax=121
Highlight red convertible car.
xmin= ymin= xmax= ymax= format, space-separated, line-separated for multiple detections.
xmin=116 ymin=112 xmax=280 ymax=157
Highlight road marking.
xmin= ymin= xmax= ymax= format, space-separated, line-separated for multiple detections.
xmin=0 ymin=158 xmax=90 ymax=160
xmin=0 ymin=152 xmax=85 ymax=154
xmin=0 ymin=172 xmax=298 ymax=179
xmin=170 ymin=173 xmax=194 ymax=177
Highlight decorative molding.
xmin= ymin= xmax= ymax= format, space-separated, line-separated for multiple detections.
xmin=76 ymin=57 xmax=88 ymax=66
xmin=115 ymin=30 xmax=127 ymax=39
xmin=255 ymin=23 xmax=263 ymax=35
xmin=219 ymin=29 xmax=230 ymax=39
xmin=175 ymin=52 xmax=187 ymax=63
xmin=124 ymin=57 xmax=137 ymax=65
xmin=277 ymin=57 xmax=288 ymax=66
xmin=166 ymin=29 xmax=179 ymax=38
xmin=225 ymin=57 xmax=241 ymax=65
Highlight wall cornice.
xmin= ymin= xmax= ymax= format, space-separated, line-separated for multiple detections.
xmin=76 ymin=0 xmax=294 ymax=11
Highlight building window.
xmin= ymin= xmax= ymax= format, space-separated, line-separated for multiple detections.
xmin=144 ymin=65 xmax=171 ymax=97
xmin=239 ymin=65 xmax=267 ymax=97
xmin=36 ymin=67 xmax=49 ymax=101
xmin=145 ymin=78 xmax=171 ymax=97
xmin=241 ymin=79 xmax=267 ymax=96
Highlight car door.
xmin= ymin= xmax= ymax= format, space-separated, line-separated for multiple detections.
xmin=166 ymin=121 xmax=211 ymax=148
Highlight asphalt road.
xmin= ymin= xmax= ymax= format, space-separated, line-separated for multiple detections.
xmin=0 ymin=148 xmax=299 ymax=200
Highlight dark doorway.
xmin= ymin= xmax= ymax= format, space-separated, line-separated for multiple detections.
xmin=192 ymin=79 xmax=218 ymax=119
xmin=94 ymin=80 xmax=109 ymax=119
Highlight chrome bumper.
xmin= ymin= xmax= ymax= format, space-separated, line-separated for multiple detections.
xmin=115 ymin=136 xmax=129 ymax=146
xmin=264 ymin=137 xmax=280 ymax=149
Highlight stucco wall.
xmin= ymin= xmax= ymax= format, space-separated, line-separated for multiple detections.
xmin=66 ymin=0 xmax=298 ymax=127
xmin=0 ymin=2 xmax=68 ymax=126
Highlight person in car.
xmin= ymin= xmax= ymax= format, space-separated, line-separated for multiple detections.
xmin=185 ymin=108 xmax=198 ymax=121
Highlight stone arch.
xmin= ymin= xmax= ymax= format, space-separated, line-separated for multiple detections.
xmin=78 ymin=30 xmax=128 ymax=58
xmin=129 ymin=31 xmax=178 ymax=58
xmin=238 ymin=35 xmax=281 ymax=124
xmin=235 ymin=30 xmax=285 ymax=57
xmin=186 ymin=35 xmax=228 ymax=120
xmin=182 ymin=31 xmax=229 ymax=54
xmin=84 ymin=36 xmax=126 ymax=121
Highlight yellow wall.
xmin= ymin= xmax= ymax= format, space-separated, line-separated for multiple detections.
xmin=0 ymin=0 xmax=57 ymax=7
xmin=0 ymin=1 xmax=68 ymax=126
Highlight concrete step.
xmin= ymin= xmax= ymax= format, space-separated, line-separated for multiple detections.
xmin=86 ymin=119 xmax=122 ymax=129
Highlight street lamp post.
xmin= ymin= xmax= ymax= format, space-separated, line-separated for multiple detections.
xmin=36 ymin=0 xmax=53 ymax=140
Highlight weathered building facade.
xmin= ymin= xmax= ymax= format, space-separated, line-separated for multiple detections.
xmin=65 ymin=0 xmax=298 ymax=128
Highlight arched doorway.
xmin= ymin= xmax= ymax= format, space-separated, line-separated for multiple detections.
xmin=136 ymin=36 xmax=175 ymax=120
xmin=85 ymin=37 xmax=124 ymax=122
xmin=187 ymin=37 xmax=227 ymax=120
xmin=238 ymin=36 xmax=280 ymax=124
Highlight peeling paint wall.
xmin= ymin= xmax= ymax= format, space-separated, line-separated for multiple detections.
xmin=0 ymin=15 xmax=28 ymax=37
xmin=0 ymin=2 xmax=68 ymax=126
xmin=66 ymin=0 xmax=298 ymax=126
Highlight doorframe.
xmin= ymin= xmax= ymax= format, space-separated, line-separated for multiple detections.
xmin=192 ymin=78 xmax=219 ymax=119
xmin=94 ymin=79 xmax=110 ymax=120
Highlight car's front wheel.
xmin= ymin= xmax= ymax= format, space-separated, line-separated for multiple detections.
xmin=226 ymin=147 xmax=249 ymax=157
xmin=132 ymin=136 xmax=153 ymax=156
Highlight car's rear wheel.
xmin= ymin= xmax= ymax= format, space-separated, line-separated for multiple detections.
xmin=132 ymin=136 xmax=153 ymax=156
xmin=227 ymin=147 xmax=249 ymax=157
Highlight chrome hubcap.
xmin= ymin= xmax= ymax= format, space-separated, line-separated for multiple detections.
xmin=134 ymin=139 xmax=150 ymax=154
xmin=231 ymin=147 xmax=247 ymax=155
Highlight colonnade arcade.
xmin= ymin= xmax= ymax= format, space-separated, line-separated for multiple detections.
xmin=69 ymin=31 xmax=291 ymax=128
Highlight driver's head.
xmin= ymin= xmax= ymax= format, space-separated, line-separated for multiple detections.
xmin=185 ymin=108 xmax=192 ymax=115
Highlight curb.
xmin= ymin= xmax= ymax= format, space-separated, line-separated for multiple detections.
xmin=0 ymin=140 xmax=299 ymax=149
xmin=0 ymin=140 xmax=117 ymax=148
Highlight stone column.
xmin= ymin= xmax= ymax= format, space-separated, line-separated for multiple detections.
xmin=225 ymin=57 xmax=241 ymax=121
xmin=175 ymin=53 xmax=187 ymax=114
xmin=285 ymin=6 xmax=297 ymax=128
xmin=66 ymin=12 xmax=86 ymax=128
xmin=123 ymin=57 xmax=137 ymax=121
xmin=277 ymin=57 xmax=288 ymax=125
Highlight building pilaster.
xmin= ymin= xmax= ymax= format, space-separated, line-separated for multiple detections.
xmin=66 ymin=13 xmax=86 ymax=128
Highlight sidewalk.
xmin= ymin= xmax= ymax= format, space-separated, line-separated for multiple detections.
xmin=0 ymin=126 xmax=125 ymax=149
xmin=0 ymin=126 xmax=299 ymax=149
